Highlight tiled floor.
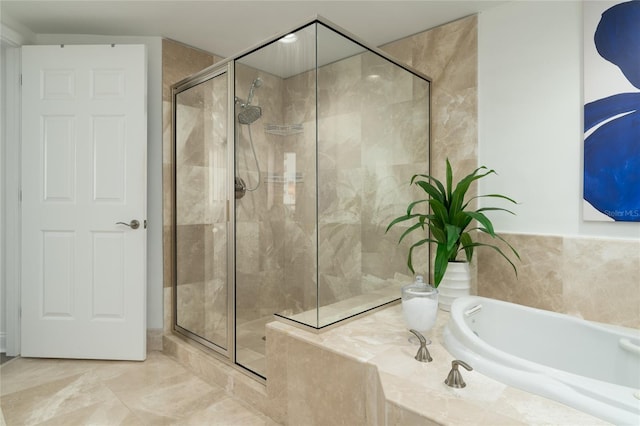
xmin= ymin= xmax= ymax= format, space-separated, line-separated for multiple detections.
xmin=0 ymin=351 xmax=280 ymax=426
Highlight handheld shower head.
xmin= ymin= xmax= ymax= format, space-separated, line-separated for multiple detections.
xmin=238 ymin=77 xmax=263 ymax=124
xmin=247 ymin=77 xmax=262 ymax=105
xmin=236 ymin=77 xmax=263 ymax=192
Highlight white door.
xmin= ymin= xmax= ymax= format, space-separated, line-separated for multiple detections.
xmin=21 ymin=45 xmax=147 ymax=360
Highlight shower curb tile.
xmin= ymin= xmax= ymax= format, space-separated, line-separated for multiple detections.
xmin=162 ymin=334 xmax=272 ymax=420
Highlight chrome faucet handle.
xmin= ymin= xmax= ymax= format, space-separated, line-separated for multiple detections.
xmin=444 ymin=360 xmax=473 ymax=388
xmin=409 ymin=329 xmax=432 ymax=362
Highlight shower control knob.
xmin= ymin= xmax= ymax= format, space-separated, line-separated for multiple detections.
xmin=116 ymin=219 xmax=140 ymax=230
xmin=235 ymin=177 xmax=247 ymax=199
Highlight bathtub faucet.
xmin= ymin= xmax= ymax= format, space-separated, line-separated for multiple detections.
xmin=409 ymin=329 xmax=432 ymax=362
xmin=445 ymin=360 xmax=473 ymax=388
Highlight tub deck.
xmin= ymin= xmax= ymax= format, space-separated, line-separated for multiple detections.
xmin=266 ymin=303 xmax=608 ymax=425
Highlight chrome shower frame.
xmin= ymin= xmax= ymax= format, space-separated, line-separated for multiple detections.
xmin=171 ymin=62 xmax=237 ymax=367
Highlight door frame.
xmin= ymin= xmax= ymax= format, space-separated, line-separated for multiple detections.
xmin=1 ymin=24 xmax=25 ymax=356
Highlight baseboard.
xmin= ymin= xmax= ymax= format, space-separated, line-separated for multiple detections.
xmin=146 ymin=328 xmax=163 ymax=352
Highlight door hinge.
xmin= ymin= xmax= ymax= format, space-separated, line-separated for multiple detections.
xmin=19 ymin=74 xmax=22 ymax=86
xmin=19 ymin=189 xmax=22 ymax=202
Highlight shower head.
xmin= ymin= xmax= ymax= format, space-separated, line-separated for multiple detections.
xmin=238 ymin=105 xmax=262 ymax=124
xmin=237 ymin=77 xmax=263 ymax=124
xmin=247 ymin=77 xmax=262 ymax=105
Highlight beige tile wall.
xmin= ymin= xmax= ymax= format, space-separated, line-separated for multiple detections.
xmin=381 ymin=15 xmax=479 ymax=290
xmin=265 ymin=322 xmax=381 ymax=424
xmin=478 ymin=233 xmax=640 ymax=328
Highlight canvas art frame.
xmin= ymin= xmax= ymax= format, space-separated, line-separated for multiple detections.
xmin=583 ymin=0 xmax=640 ymax=222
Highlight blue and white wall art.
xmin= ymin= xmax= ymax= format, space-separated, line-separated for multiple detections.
xmin=583 ymin=0 xmax=640 ymax=222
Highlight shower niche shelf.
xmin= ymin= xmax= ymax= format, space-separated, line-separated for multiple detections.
xmin=265 ymin=172 xmax=304 ymax=184
xmin=264 ymin=123 xmax=304 ymax=136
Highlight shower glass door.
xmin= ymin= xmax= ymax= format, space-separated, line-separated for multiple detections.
xmin=234 ymin=23 xmax=318 ymax=378
xmin=174 ymin=68 xmax=230 ymax=354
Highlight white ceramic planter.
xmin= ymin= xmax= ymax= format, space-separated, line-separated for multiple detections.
xmin=437 ymin=261 xmax=470 ymax=311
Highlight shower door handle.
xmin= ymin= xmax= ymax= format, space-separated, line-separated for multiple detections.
xmin=116 ymin=219 xmax=140 ymax=230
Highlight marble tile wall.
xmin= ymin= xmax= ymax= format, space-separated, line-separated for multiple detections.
xmin=316 ymin=51 xmax=430 ymax=316
xmin=381 ymin=15 xmax=480 ymax=291
xmin=478 ymin=233 xmax=640 ymax=328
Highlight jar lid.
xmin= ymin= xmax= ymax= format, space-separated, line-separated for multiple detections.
xmin=403 ymin=284 xmax=437 ymax=296
xmin=402 ymin=275 xmax=436 ymax=296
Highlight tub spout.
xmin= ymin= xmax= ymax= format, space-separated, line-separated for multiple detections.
xmin=445 ymin=360 xmax=473 ymax=388
xmin=409 ymin=329 xmax=432 ymax=362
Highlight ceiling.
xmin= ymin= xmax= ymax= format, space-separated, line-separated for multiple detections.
xmin=1 ymin=1 xmax=505 ymax=57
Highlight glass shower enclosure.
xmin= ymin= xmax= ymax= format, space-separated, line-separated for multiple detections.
xmin=173 ymin=17 xmax=431 ymax=379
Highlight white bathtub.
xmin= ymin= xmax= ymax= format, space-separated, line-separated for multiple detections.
xmin=443 ymin=296 xmax=640 ymax=425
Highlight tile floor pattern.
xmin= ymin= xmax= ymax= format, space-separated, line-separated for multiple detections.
xmin=0 ymin=352 xmax=280 ymax=426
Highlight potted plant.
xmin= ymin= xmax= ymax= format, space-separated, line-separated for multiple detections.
xmin=387 ymin=159 xmax=519 ymax=310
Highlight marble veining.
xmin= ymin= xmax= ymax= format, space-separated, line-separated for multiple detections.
xmin=0 ymin=352 xmax=278 ymax=426
xmin=478 ymin=233 xmax=640 ymax=328
xmin=381 ymin=15 xmax=478 ymax=289
xmin=266 ymin=303 xmax=607 ymax=425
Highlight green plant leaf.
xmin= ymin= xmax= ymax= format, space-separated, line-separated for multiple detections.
xmin=450 ymin=167 xmax=494 ymax=216
xmin=412 ymin=173 xmax=447 ymax=198
xmin=398 ymin=221 xmax=426 ymax=243
xmin=451 ymin=211 xmax=473 ymax=230
xmin=475 ymin=207 xmax=516 ymax=216
xmin=385 ymin=214 xmax=420 ymax=233
xmin=464 ymin=240 xmax=519 ymax=277
xmin=414 ymin=180 xmax=444 ymax=204
xmin=428 ymin=199 xmax=449 ymax=225
xmin=433 ymin=243 xmax=458 ymax=285
xmin=464 ymin=210 xmax=495 ymax=236
xmin=478 ymin=229 xmax=521 ymax=261
xmin=387 ymin=160 xmax=520 ymax=286
xmin=444 ymin=223 xmax=461 ymax=252
xmin=406 ymin=199 xmax=429 ymax=215
xmin=407 ymin=238 xmax=434 ymax=274
xmin=428 ymin=222 xmax=446 ymax=244
xmin=474 ymin=193 xmax=518 ymax=204
xmin=445 ymin=158 xmax=453 ymax=201
xmin=459 ymin=231 xmax=474 ymax=262
xmin=463 ymin=193 xmax=518 ymax=210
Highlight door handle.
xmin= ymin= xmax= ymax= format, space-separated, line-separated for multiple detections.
xmin=116 ymin=219 xmax=140 ymax=230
